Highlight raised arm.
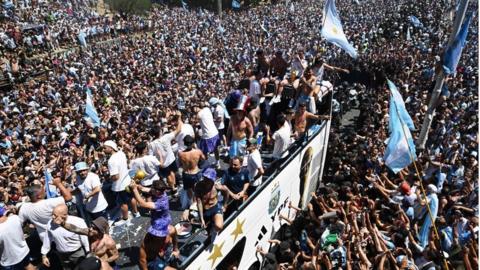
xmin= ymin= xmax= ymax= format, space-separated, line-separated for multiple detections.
xmin=52 ymin=177 xmax=72 ymax=202
xmin=62 ymin=222 xmax=89 ymax=235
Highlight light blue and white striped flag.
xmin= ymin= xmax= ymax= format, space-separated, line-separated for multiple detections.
xmin=384 ymin=80 xmax=417 ymax=174
xmin=321 ymin=0 xmax=358 ymax=58
xmin=85 ymin=92 xmax=100 ymax=127
xmin=384 ymin=119 xmax=417 ymax=173
xmin=443 ymin=12 xmax=472 ymax=75
xmin=44 ymin=169 xmax=58 ymax=198
xmin=387 ymin=79 xmax=415 ymax=131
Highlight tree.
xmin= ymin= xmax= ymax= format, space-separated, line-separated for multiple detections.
xmin=106 ymin=0 xmax=151 ymax=15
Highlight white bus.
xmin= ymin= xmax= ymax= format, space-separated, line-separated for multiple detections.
xmin=176 ymin=96 xmax=332 ymax=270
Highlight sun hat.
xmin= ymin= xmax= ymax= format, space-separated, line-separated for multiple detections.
xmin=74 ymin=162 xmax=89 ymax=172
xmin=91 ymin=217 xmax=109 ymax=234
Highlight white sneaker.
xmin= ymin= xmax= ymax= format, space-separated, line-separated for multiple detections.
xmin=133 ymin=212 xmax=141 ymax=218
xmin=113 ymin=218 xmax=128 ymax=226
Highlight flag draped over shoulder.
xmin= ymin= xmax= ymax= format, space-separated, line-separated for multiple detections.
xmin=384 ymin=79 xmax=417 ymax=173
xmin=321 ymin=0 xmax=358 ymax=58
xmin=85 ymin=92 xmax=101 ymax=127
xmin=443 ymin=12 xmax=473 ymax=75
xmin=387 ymin=80 xmax=415 ymax=131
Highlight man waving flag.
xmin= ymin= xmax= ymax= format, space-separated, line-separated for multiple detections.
xmin=321 ymin=0 xmax=358 ymax=58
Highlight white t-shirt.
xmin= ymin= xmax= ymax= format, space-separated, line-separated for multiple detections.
xmin=130 ymin=155 xmax=161 ymax=186
xmin=0 ymin=215 xmax=29 ymax=266
xmin=18 ymin=196 xmax=65 ymax=241
xmin=272 ymin=124 xmax=291 ymax=159
xmin=176 ymin=124 xmax=195 ymax=152
xmin=213 ymin=105 xmax=225 ymax=130
xmin=41 ymin=216 xmax=90 ymax=255
xmin=198 ymin=107 xmax=218 ymax=139
xmin=75 ymin=172 xmax=108 ymax=213
xmin=149 ymin=132 xmax=176 ymax=168
xmin=247 ymin=149 xmax=263 ymax=186
xmin=108 ymin=150 xmax=131 ymax=192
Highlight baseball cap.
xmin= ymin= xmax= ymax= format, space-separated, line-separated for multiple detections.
xmin=104 ymin=140 xmax=118 ymax=151
xmin=74 ymin=162 xmax=89 ymax=172
xmin=427 ymin=184 xmax=438 ymax=193
xmin=247 ymin=138 xmax=258 ymax=146
xmin=208 ymin=97 xmax=220 ymax=106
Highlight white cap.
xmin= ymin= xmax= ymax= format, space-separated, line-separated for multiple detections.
xmin=104 ymin=140 xmax=118 ymax=151
xmin=427 ymin=184 xmax=438 ymax=193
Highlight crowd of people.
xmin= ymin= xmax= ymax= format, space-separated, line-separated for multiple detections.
xmin=0 ymin=0 xmax=478 ymax=269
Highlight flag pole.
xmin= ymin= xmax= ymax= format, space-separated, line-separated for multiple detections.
xmin=416 ymin=0 xmax=470 ymax=151
xmin=391 ymin=93 xmax=449 ymax=270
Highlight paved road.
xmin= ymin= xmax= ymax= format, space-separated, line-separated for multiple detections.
xmin=112 ymin=199 xmax=184 ymax=269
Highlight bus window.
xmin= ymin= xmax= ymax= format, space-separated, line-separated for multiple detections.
xmin=216 ymin=237 xmax=246 ymax=270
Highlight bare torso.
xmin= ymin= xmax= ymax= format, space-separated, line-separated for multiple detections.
xmin=178 ymin=149 xmax=203 ymax=174
xmin=90 ymin=234 xmax=117 ymax=262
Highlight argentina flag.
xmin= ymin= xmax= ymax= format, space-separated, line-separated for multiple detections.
xmin=443 ymin=12 xmax=472 ymax=75
xmin=387 ymin=79 xmax=415 ymax=131
xmin=321 ymin=0 xmax=358 ymax=58
xmin=85 ymin=92 xmax=101 ymax=127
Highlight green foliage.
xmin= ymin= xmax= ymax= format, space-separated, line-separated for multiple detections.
xmin=106 ymin=0 xmax=151 ymax=15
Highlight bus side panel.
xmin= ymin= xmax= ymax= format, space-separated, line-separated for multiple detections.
xmin=186 ymin=124 xmax=329 ymax=270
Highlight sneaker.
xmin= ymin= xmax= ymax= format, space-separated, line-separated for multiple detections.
xmin=133 ymin=212 xmax=141 ymax=218
xmin=113 ymin=218 xmax=129 ymax=226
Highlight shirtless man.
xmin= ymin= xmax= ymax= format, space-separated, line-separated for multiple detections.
xmin=194 ymin=169 xmax=224 ymax=237
xmin=269 ymin=50 xmax=288 ymax=79
xmin=277 ymin=71 xmax=299 ymax=104
xmin=178 ymin=135 xmax=205 ymax=211
xmin=227 ymin=108 xmax=253 ymax=158
xmin=294 ymin=102 xmax=330 ymax=138
xmin=62 ymin=216 xmax=119 ymax=268
xmin=247 ymin=99 xmax=261 ymax=132
xmin=296 ymin=67 xmax=320 ymax=113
